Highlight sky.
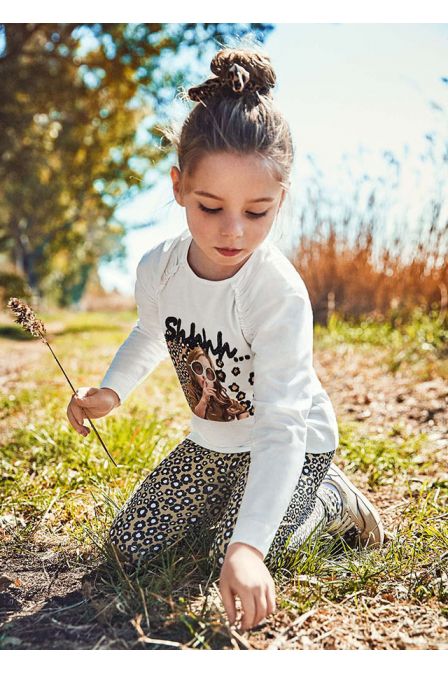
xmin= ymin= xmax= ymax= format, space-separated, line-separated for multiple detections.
xmin=94 ymin=23 xmax=448 ymax=296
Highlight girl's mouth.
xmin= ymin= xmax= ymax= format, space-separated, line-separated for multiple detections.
xmin=215 ymin=248 xmax=242 ymax=257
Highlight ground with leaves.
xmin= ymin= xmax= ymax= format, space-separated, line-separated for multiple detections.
xmin=0 ymin=309 xmax=447 ymax=649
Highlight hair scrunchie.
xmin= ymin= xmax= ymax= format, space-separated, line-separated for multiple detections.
xmin=188 ymin=55 xmax=273 ymax=103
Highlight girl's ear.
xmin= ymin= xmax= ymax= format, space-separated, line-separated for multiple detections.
xmin=278 ymin=187 xmax=287 ymax=210
xmin=170 ymin=165 xmax=185 ymax=206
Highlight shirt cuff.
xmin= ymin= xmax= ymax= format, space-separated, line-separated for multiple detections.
xmin=99 ymin=370 xmax=139 ymax=405
xmin=227 ymin=516 xmax=279 ymax=560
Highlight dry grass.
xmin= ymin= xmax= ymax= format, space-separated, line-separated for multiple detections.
xmin=0 ymin=305 xmax=447 ymax=649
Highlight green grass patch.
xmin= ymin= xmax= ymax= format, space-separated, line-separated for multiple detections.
xmin=1 ymin=308 xmax=446 ymax=648
xmin=316 ymin=307 xmax=448 ymax=377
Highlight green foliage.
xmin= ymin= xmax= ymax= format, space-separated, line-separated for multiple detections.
xmin=336 ymin=421 xmax=431 ymax=489
xmin=317 ymin=307 xmax=448 ymax=375
xmin=0 ymin=270 xmax=33 ymax=307
xmin=0 ymin=23 xmax=273 ymax=306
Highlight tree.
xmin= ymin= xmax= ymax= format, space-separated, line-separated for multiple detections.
xmin=0 ymin=23 xmax=274 ymax=306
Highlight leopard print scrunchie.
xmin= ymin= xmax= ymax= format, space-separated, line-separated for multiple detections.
xmin=188 ymin=48 xmax=276 ymax=103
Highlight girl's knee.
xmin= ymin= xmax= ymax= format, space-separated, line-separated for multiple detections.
xmin=107 ymin=533 xmax=159 ymax=570
xmin=208 ymin=532 xmax=228 ymax=570
xmin=208 ymin=545 xmax=225 ymax=575
xmin=107 ymin=518 xmax=141 ymax=566
xmin=109 ymin=538 xmax=131 ymax=564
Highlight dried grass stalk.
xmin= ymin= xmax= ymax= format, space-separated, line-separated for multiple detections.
xmin=7 ymin=297 xmax=118 ymax=468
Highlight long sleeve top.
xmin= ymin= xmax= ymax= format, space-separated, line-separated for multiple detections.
xmin=100 ymin=228 xmax=339 ymax=558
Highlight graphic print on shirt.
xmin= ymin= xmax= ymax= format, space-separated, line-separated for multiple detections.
xmin=164 ymin=315 xmax=255 ymax=422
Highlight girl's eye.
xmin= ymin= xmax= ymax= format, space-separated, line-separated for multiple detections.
xmin=198 ymin=203 xmax=268 ymax=218
xmin=199 ymin=204 xmax=221 ymax=214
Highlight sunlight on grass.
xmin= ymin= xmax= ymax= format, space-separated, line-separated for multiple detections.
xmin=317 ymin=307 xmax=448 ymax=378
xmin=335 ymin=420 xmax=432 ymax=489
xmin=1 ymin=308 xmax=447 ymax=648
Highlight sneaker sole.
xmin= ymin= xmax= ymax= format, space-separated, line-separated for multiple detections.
xmin=325 ymin=463 xmax=385 ymax=549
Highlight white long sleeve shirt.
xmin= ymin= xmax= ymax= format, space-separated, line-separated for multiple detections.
xmin=100 ymin=228 xmax=339 ymax=558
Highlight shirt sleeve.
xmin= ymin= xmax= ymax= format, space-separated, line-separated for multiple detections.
xmin=99 ymin=250 xmax=169 ymax=405
xmin=227 ymin=275 xmax=319 ymax=559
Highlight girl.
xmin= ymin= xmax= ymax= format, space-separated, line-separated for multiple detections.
xmin=67 ymin=43 xmax=384 ymax=632
xmin=181 ymin=345 xmax=250 ymax=420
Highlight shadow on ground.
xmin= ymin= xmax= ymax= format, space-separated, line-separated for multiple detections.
xmin=0 ymin=533 xmax=232 ymax=650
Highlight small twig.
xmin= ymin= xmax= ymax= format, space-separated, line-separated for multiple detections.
xmin=34 ymin=488 xmax=62 ymax=531
xmin=93 ymin=635 xmax=107 ymax=650
xmin=34 ymin=598 xmax=90 ymax=621
xmin=310 ymin=629 xmax=334 ymax=643
xmin=267 ymin=608 xmax=317 ymax=649
xmin=222 ymin=623 xmax=253 ymax=649
xmin=45 ymin=564 xmax=62 ymax=596
xmin=50 ymin=617 xmax=94 ymax=632
xmin=6 ymin=297 xmax=118 ymax=467
xmin=321 ymin=589 xmax=367 ymax=607
xmin=138 ymin=582 xmax=151 ymax=631
xmin=130 ymin=613 xmax=184 ymax=649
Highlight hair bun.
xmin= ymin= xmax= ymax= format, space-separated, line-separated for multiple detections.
xmin=188 ymin=47 xmax=276 ymax=103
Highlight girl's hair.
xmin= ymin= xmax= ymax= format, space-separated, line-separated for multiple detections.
xmin=159 ymin=35 xmax=295 ymax=239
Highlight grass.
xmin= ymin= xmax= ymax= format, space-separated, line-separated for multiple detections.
xmin=316 ymin=306 xmax=448 ymax=380
xmin=0 ymin=308 xmax=447 ymax=649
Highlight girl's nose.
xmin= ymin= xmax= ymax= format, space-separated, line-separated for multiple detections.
xmin=220 ymin=217 xmax=244 ymax=237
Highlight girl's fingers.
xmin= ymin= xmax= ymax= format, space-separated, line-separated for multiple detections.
xmin=72 ymin=397 xmax=88 ymax=422
xmin=68 ymin=401 xmax=82 ymax=426
xmin=67 ymin=404 xmax=88 ymax=435
xmin=72 ymin=395 xmax=94 ymax=419
xmin=219 ymin=580 xmax=237 ymax=625
xmin=266 ymin=584 xmax=276 ymax=617
xmin=250 ymin=590 xmax=267 ymax=630
xmin=77 ymin=386 xmax=96 ymax=397
xmin=75 ymin=394 xmax=94 ymax=406
xmin=239 ymin=592 xmax=257 ymax=631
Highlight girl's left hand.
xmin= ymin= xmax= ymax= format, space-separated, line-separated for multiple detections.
xmin=219 ymin=542 xmax=276 ymax=631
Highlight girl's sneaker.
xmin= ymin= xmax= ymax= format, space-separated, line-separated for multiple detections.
xmin=322 ymin=463 xmax=385 ymax=549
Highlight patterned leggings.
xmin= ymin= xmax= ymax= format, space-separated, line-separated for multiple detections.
xmin=108 ymin=438 xmax=343 ymax=572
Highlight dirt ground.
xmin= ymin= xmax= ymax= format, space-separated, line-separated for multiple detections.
xmin=1 ymin=335 xmax=447 ymax=649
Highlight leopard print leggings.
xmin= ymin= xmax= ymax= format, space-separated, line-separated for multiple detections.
xmin=108 ymin=438 xmax=343 ymax=571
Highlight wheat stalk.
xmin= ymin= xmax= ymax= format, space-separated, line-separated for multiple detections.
xmin=7 ymin=297 xmax=118 ymax=468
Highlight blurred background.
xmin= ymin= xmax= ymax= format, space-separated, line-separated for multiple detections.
xmin=1 ymin=22 xmax=447 ymax=325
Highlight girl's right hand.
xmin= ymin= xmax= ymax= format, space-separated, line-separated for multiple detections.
xmin=200 ymin=378 xmax=217 ymax=403
xmin=66 ymin=386 xmax=120 ymax=436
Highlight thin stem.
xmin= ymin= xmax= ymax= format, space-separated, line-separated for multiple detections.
xmin=45 ymin=340 xmax=77 ymax=395
xmin=6 ymin=297 xmax=118 ymax=469
xmin=44 ymin=341 xmax=118 ymax=468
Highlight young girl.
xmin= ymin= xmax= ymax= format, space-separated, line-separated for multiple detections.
xmin=67 ymin=44 xmax=384 ymax=632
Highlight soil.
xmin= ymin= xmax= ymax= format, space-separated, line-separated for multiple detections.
xmin=1 ymin=334 xmax=447 ymax=649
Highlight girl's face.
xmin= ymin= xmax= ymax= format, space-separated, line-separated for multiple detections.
xmin=171 ymin=152 xmax=287 ymax=281
xmin=191 ymin=354 xmax=215 ymax=386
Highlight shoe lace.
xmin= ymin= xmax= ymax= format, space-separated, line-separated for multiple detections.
xmin=326 ymin=510 xmax=359 ymax=536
